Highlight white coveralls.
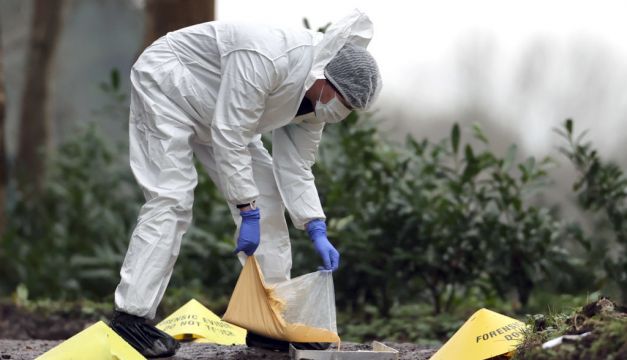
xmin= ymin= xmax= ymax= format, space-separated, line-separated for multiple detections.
xmin=114 ymin=9 xmax=374 ymax=319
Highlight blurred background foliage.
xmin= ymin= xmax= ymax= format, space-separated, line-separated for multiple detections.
xmin=0 ymin=70 xmax=625 ymax=343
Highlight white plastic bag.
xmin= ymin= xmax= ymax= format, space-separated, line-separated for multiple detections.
xmin=222 ymin=256 xmax=339 ymax=343
xmin=274 ymin=269 xmax=337 ymax=336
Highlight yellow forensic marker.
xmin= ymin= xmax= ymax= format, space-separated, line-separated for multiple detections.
xmin=157 ymin=299 xmax=246 ymax=345
xmin=37 ymin=321 xmax=145 ymax=360
xmin=430 ymin=308 xmax=526 ymax=360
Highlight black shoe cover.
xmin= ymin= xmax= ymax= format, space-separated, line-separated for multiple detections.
xmin=246 ymin=331 xmax=331 ymax=352
xmin=109 ymin=311 xmax=180 ymax=358
xmin=291 ymin=341 xmax=332 ymax=350
xmin=246 ymin=331 xmax=290 ymax=352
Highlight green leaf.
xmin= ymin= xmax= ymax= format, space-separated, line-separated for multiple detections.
xmin=451 ymin=123 xmax=460 ymax=155
xmin=464 ymin=143 xmax=475 ymax=162
xmin=575 ymin=129 xmax=589 ymax=144
xmin=565 ymin=119 xmax=573 ymax=135
xmin=318 ymin=22 xmax=332 ymax=33
xmin=472 ymin=123 xmax=489 ymax=144
xmin=502 ymin=144 xmax=517 ymax=172
xmin=302 ymin=17 xmax=311 ymax=29
xmin=111 ymin=69 xmax=120 ymax=90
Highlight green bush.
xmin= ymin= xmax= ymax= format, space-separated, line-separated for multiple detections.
xmin=557 ymin=119 xmax=627 ymax=302
xmin=1 ymin=87 xmax=609 ymax=331
xmin=1 ymin=122 xmax=142 ymax=297
xmin=0 ymin=122 xmax=240 ymax=300
xmin=0 ymin=71 xmax=239 ymax=300
xmin=338 ymin=302 xmax=462 ymax=345
xmin=307 ymin=114 xmax=575 ymax=316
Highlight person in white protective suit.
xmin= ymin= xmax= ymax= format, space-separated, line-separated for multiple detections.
xmin=108 ymin=9 xmax=381 ymax=357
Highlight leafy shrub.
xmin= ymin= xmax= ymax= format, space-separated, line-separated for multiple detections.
xmin=0 ymin=71 xmax=239 ymax=300
xmin=308 ymin=114 xmax=573 ymax=315
xmin=0 ymin=84 xmax=592 ymax=325
xmin=338 ymin=302 xmax=463 ymax=344
xmin=1 ymin=122 xmax=242 ymax=300
xmin=557 ymin=119 xmax=627 ymax=301
xmin=1 ymin=122 xmax=142 ymax=297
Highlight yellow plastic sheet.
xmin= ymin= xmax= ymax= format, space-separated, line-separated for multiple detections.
xmin=430 ymin=308 xmax=526 ymax=360
xmin=36 ymin=321 xmax=145 ymax=360
xmin=222 ymin=256 xmax=340 ymax=343
xmin=156 ymin=299 xmax=246 ymax=345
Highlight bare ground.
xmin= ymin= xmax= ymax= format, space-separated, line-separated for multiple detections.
xmin=0 ymin=340 xmax=437 ymax=359
xmin=0 ymin=302 xmax=438 ymax=359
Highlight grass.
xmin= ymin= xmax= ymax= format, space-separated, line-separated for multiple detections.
xmin=513 ymin=298 xmax=627 ymax=360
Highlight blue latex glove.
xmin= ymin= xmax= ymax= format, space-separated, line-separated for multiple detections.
xmin=306 ymin=219 xmax=340 ymax=271
xmin=234 ymin=208 xmax=260 ymax=256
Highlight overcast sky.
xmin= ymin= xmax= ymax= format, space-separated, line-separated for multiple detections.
xmin=217 ymin=1 xmax=627 ymax=154
xmin=218 ymin=0 xmax=627 ymax=95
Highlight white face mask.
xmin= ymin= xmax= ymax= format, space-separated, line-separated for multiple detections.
xmin=315 ymin=84 xmax=352 ymax=124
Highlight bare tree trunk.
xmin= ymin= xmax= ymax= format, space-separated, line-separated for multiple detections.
xmin=143 ymin=0 xmax=215 ymax=48
xmin=0 ymin=26 xmax=7 ymax=234
xmin=16 ymin=0 xmax=65 ymax=196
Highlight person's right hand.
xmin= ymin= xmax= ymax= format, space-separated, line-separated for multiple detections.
xmin=234 ymin=208 xmax=260 ymax=256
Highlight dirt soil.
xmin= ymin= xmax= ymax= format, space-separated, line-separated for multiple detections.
xmin=0 ymin=340 xmax=437 ymax=359
xmin=0 ymin=303 xmax=104 ymax=340
xmin=0 ymin=303 xmax=438 ymax=359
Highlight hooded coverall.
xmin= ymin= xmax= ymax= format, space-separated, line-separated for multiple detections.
xmin=114 ymin=9 xmax=374 ymax=319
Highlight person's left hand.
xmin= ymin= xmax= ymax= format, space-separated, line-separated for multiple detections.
xmin=234 ymin=208 xmax=260 ymax=256
xmin=306 ymin=219 xmax=340 ymax=271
